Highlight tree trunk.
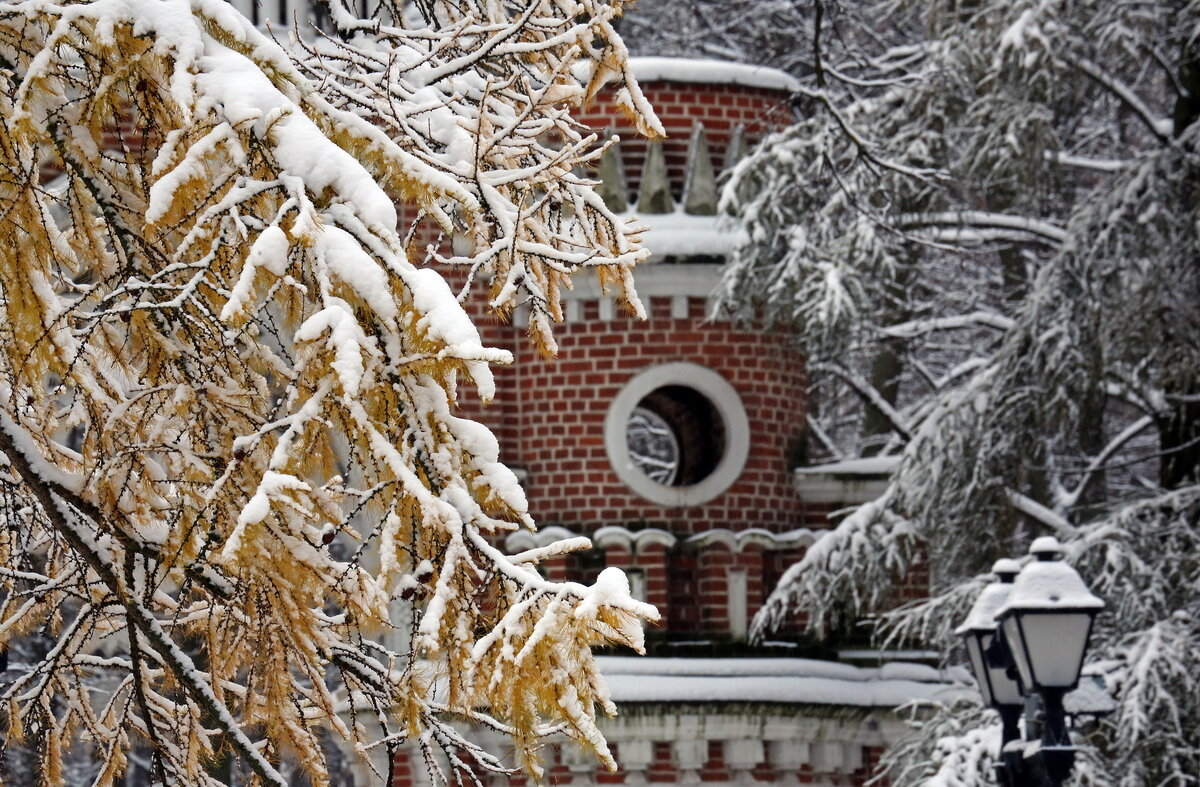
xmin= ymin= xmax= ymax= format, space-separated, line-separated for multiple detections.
xmin=1161 ymin=48 xmax=1200 ymax=490
xmin=861 ymin=262 xmax=911 ymax=455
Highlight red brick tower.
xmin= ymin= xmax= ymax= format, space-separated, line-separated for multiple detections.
xmin=489 ymin=58 xmax=821 ymax=643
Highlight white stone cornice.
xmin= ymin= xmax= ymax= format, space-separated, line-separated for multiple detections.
xmin=687 ymin=527 xmax=817 ymax=553
xmin=592 ymin=525 xmax=678 ymax=554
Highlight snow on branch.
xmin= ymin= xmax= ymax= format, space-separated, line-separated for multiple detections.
xmin=1067 ymin=55 xmax=1173 ymax=142
xmin=292 ymin=0 xmax=659 ymax=357
xmin=896 ymin=211 xmax=1068 ymax=245
xmin=709 ymin=0 xmax=1200 ymax=783
xmin=0 ymin=0 xmax=660 ymax=783
xmin=880 ymin=311 xmax=1016 ymax=339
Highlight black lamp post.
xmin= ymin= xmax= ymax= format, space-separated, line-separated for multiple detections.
xmin=956 ymin=559 xmax=1026 ymax=787
xmin=960 ymin=537 xmax=1104 ymax=787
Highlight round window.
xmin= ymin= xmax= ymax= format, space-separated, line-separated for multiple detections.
xmin=626 ymin=406 xmax=681 ymax=485
xmin=606 ymin=363 xmax=749 ymax=507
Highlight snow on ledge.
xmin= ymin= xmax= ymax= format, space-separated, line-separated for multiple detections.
xmin=793 ymin=457 xmax=898 ymax=505
xmin=598 ymin=656 xmax=963 ymax=707
xmin=794 ymin=456 xmax=901 ymax=476
xmin=629 ymin=57 xmax=800 ymax=93
xmin=625 ymin=210 xmax=747 ymax=259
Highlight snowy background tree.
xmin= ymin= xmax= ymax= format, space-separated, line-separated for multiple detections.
xmin=0 ymin=0 xmax=660 ymax=784
xmin=622 ymin=0 xmax=1200 ymax=784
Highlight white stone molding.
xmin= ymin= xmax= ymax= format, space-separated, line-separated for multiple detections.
xmin=843 ymin=744 xmax=864 ymax=772
xmin=517 ymin=265 xmax=722 ymax=328
xmin=605 ymin=362 xmax=750 ymax=507
xmin=727 ymin=568 xmax=749 ymax=640
xmin=810 ymin=742 xmax=862 ymax=776
xmin=687 ymin=527 xmax=817 ymax=553
xmin=625 ymin=567 xmax=647 ymax=601
xmin=333 ymin=664 xmax=929 ymax=785
xmin=564 ymin=744 xmax=598 ymax=787
xmin=792 ymin=457 xmax=899 ymax=505
xmin=768 ymin=739 xmax=808 ymax=786
xmin=619 ymin=739 xmax=653 ymax=786
xmin=792 ymin=473 xmax=890 ymax=505
xmin=561 ymin=263 xmax=722 ymax=305
xmin=592 ymin=525 xmax=678 ymax=554
xmin=725 ymin=739 xmax=763 ymax=786
xmin=674 ymin=739 xmax=707 ymax=786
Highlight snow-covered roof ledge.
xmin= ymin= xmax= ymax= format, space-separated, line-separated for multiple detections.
xmin=626 ymin=210 xmax=748 ymax=259
xmin=793 ymin=456 xmax=899 ymax=505
xmin=598 ymin=656 xmax=964 ymax=707
xmin=629 ymin=57 xmax=800 ymax=93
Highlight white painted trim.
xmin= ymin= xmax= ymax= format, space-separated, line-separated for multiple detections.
xmin=792 ymin=473 xmax=890 ymax=504
xmin=562 ymin=263 xmax=721 ymax=303
xmin=687 ymin=527 xmax=816 ymax=552
xmin=727 ymin=568 xmax=749 ymax=640
xmin=605 ymin=362 xmax=750 ymax=507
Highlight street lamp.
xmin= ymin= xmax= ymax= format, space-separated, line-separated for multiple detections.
xmin=959 ymin=537 xmax=1103 ymax=787
xmin=956 ymin=559 xmax=1025 ymax=786
xmin=995 ymin=537 xmax=1103 ymax=786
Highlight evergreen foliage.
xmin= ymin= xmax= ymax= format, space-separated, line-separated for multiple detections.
xmin=624 ymin=1 xmax=1200 ymax=784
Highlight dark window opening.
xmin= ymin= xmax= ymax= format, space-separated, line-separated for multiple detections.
xmin=625 ymin=385 xmax=726 ymax=487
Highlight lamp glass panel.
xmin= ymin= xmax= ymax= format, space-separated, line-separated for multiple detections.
xmin=1002 ymin=615 xmax=1034 ymax=690
xmin=1017 ymin=612 xmax=1092 ymax=688
xmin=964 ymin=633 xmax=994 ymax=706
xmin=984 ymin=632 xmax=1024 ymax=706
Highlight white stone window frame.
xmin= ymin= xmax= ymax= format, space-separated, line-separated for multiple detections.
xmin=605 ymin=362 xmax=750 ymax=507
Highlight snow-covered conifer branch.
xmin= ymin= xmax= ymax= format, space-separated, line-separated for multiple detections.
xmin=694 ymin=2 xmax=1200 ymax=781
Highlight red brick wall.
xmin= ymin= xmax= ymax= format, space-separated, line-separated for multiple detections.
xmin=510 ymin=295 xmax=806 ymax=534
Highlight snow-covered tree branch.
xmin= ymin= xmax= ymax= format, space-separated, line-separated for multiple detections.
xmin=622 ymin=0 xmax=1200 ymax=783
xmin=0 ymin=0 xmax=658 ymax=784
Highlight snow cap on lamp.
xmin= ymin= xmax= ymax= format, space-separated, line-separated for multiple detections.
xmin=955 ymin=559 xmax=1021 ymax=635
xmin=956 ymin=559 xmax=1024 ymax=707
xmin=995 ymin=537 xmax=1103 ymax=691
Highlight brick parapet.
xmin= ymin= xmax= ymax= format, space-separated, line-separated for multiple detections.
xmin=576 ymin=81 xmax=794 ymax=199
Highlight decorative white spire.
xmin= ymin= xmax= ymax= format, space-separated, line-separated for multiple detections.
xmin=596 ymin=129 xmax=628 ymax=213
xmin=682 ymin=123 xmax=717 ymax=215
xmin=636 ymin=139 xmax=673 ymax=214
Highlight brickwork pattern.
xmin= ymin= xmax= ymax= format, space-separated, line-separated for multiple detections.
xmin=434 ymin=75 xmax=828 ymax=639
xmin=511 ymin=295 xmax=807 ymax=534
